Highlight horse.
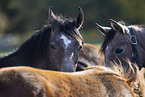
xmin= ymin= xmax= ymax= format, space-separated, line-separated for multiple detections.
xmin=0 ymin=64 xmax=137 ymax=97
xmin=0 ymin=7 xmax=84 ymax=72
xmin=96 ymin=19 xmax=145 ymax=70
xmin=77 ymin=43 xmax=104 ymax=71
xmin=96 ymin=19 xmax=145 ymax=96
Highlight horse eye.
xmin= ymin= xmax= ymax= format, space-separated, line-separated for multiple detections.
xmin=50 ymin=43 xmax=55 ymax=49
xmin=78 ymin=45 xmax=82 ymax=51
xmin=114 ymin=48 xmax=123 ymax=54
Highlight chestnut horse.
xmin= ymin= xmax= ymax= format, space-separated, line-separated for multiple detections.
xmin=0 ymin=65 xmax=136 ymax=97
xmin=0 ymin=7 xmax=84 ymax=72
xmin=96 ymin=19 xmax=145 ymax=96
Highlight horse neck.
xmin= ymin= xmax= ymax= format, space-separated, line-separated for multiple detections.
xmin=0 ymin=28 xmax=51 ymax=68
xmin=0 ymin=48 xmax=52 ymax=69
xmin=133 ymin=27 xmax=145 ymax=67
xmin=0 ymin=54 xmax=25 ymax=67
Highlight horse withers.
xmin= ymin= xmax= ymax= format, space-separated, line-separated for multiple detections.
xmin=0 ymin=7 xmax=84 ymax=72
xmin=0 ymin=65 xmax=136 ymax=97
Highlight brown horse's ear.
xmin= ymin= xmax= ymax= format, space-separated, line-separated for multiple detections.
xmin=73 ymin=7 xmax=84 ymax=29
xmin=48 ymin=6 xmax=57 ymax=24
xmin=110 ymin=19 xmax=129 ymax=34
xmin=96 ymin=23 xmax=111 ymax=35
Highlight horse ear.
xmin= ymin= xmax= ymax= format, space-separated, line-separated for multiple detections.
xmin=96 ymin=23 xmax=111 ymax=35
xmin=73 ymin=7 xmax=84 ymax=29
xmin=110 ymin=19 xmax=129 ymax=34
xmin=48 ymin=6 xmax=57 ymax=24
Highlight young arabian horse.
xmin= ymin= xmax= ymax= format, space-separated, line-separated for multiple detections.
xmin=0 ymin=64 xmax=136 ymax=97
xmin=0 ymin=7 xmax=84 ymax=72
xmin=96 ymin=19 xmax=145 ymax=96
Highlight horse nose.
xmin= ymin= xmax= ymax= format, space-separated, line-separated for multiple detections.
xmin=61 ymin=63 xmax=76 ymax=72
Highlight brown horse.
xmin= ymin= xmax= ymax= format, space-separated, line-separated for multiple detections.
xmin=0 ymin=65 xmax=136 ymax=97
xmin=77 ymin=43 xmax=104 ymax=71
xmin=0 ymin=7 xmax=84 ymax=72
xmin=96 ymin=19 xmax=145 ymax=96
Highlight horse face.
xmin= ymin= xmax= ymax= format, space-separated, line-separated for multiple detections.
xmin=48 ymin=7 xmax=84 ymax=72
xmin=96 ymin=20 xmax=133 ymax=72
xmin=50 ymin=30 xmax=83 ymax=72
xmin=104 ymin=32 xmax=132 ymax=71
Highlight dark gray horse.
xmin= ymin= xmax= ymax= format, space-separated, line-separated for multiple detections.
xmin=0 ymin=7 xmax=84 ymax=72
xmin=96 ymin=19 xmax=145 ymax=71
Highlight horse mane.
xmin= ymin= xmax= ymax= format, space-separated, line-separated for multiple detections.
xmin=14 ymin=25 xmax=51 ymax=61
xmin=85 ymin=59 xmax=139 ymax=85
xmin=49 ymin=15 xmax=83 ymax=41
xmin=100 ymin=28 xmax=117 ymax=54
xmin=100 ymin=23 xmax=145 ymax=54
xmin=2 ymin=15 xmax=83 ymax=63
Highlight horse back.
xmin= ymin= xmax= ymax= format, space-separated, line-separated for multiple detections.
xmin=0 ymin=66 xmax=135 ymax=97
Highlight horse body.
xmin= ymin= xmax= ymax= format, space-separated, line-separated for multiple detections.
xmin=77 ymin=43 xmax=104 ymax=71
xmin=0 ymin=66 xmax=135 ymax=97
xmin=0 ymin=7 xmax=84 ymax=72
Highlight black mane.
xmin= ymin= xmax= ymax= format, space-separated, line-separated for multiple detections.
xmin=100 ymin=28 xmax=117 ymax=54
xmin=15 ymin=25 xmax=51 ymax=61
xmin=0 ymin=16 xmax=83 ymax=64
xmin=54 ymin=16 xmax=83 ymax=40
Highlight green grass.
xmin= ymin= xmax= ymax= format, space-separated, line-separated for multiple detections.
xmin=0 ymin=52 xmax=10 ymax=56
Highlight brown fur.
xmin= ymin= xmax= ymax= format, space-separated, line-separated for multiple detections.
xmin=0 ymin=66 xmax=135 ymax=97
xmin=97 ymin=20 xmax=145 ymax=96
xmin=131 ymin=68 xmax=145 ymax=97
xmin=77 ymin=43 xmax=104 ymax=71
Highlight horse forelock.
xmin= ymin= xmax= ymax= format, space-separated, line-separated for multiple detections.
xmin=61 ymin=19 xmax=83 ymax=41
xmin=49 ymin=15 xmax=83 ymax=41
xmin=129 ymin=25 xmax=145 ymax=32
xmin=101 ymin=23 xmax=145 ymax=54
xmin=100 ymin=28 xmax=117 ymax=54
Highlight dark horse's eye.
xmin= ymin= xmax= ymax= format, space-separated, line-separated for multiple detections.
xmin=50 ymin=43 xmax=55 ymax=49
xmin=78 ymin=45 xmax=82 ymax=51
xmin=114 ymin=47 xmax=123 ymax=54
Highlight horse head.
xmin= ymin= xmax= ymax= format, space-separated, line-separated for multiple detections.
xmin=48 ymin=7 xmax=84 ymax=72
xmin=96 ymin=19 xmax=144 ymax=72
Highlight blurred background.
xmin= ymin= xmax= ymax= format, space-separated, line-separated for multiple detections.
xmin=1 ymin=0 xmax=145 ymax=52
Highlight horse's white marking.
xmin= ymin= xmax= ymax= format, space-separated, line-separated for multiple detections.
xmin=106 ymin=45 xmax=109 ymax=50
xmin=60 ymin=34 xmax=71 ymax=48
xmin=70 ymin=52 xmax=74 ymax=59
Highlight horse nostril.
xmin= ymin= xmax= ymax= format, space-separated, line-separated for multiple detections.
xmin=50 ymin=43 xmax=56 ymax=49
